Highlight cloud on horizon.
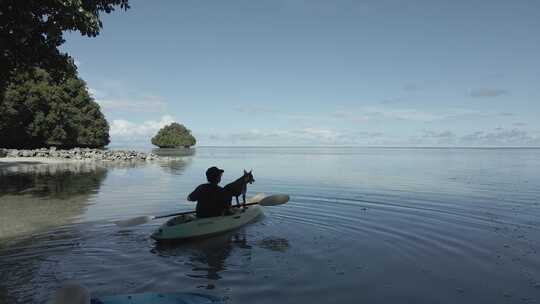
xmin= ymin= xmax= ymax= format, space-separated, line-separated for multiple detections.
xmin=420 ymin=129 xmax=540 ymax=146
xmin=109 ymin=115 xmax=176 ymax=147
xmin=200 ymin=128 xmax=390 ymax=146
xmin=335 ymin=107 xmax=443 ymax=122
xmin=96 ymin=96 xmax=168 ymax=113
xmin=460 ymin=129 xmax=539 ymax=146
xmin=107 ymin=120 xmax=540 ymax=147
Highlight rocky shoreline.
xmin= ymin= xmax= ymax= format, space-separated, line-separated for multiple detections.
xmin=0 ymin=147 xmax=160 ymax=162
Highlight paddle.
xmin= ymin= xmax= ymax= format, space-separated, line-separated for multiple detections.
xmin=113 ymin=193 xmax=289 ymax=228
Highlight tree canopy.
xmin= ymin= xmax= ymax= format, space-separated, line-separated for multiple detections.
xmin=0 ymin=68 xmax=110 ymax=149
xmin=0 ymin=0 xmax=130 ymax=91
xmin=151 ymin=123 xmax=196 ymax=148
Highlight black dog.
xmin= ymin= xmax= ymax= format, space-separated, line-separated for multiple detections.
xmin=224 ymin=170 xmax=255 ymax=207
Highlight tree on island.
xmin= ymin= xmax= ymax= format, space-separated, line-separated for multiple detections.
xmin=0 ymin=0 xmax=130 ymax=93
xmin=0 ymin=0 xmax=130 ymax=149
xmin=0 ymin=68 xmax=110 ymax=149
xmin=152 ymin=123 xmax=196 ymax=148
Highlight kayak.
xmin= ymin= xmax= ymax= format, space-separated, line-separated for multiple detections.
xmin=91 ymin=292 xmax=221 ymax=304
xmin=49 ymin=284 xmax=222 ymax=304
xmin=151 ymin=205 xmax=263 ymax=241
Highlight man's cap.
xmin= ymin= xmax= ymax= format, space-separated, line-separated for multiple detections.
xmin=206 ymin=166 xmax=224 ymax=179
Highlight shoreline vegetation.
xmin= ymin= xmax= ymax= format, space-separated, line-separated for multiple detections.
xmin=0 ymin=147 xmax=160 ymax=162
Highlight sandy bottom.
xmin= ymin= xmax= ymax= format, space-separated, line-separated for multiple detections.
xmin=0 ymin=193 xmax=90 ymax=243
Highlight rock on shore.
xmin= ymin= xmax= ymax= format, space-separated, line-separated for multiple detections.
xmin=0 ymin=147 xmax=160 ymax=161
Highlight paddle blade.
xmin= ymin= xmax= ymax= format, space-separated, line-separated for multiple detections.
xmin=247 ymin=193 xmax=266 ymax=204
xmin=113 ymin=215 xmax=154 ymax=227
xmin=259 ymin=194 xmax=289 ymax=206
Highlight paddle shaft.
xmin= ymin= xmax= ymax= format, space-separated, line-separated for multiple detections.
xmin=154 ymin=201 xmax=260 ymax=219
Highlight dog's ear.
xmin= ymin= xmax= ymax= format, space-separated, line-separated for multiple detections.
xmin=249 ymin=169 xmax=252 ymax=173
xmin=243 ymin=169 xmax=247 ymax=174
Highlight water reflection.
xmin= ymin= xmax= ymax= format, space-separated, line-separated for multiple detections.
xmin=0 ymin=224 xmax=84 ymax=303
xmin=257 ymin=237 xmax=290 ymax=253
xmin=151 ymin=230 xmax=290 ymax=289
xmin=0 ymin=162 xmax=110 ymax=244
xmin=152 ymin=148 xmax=196 ymax=158
xmin=152 ymin=232 xmax=245 ymax=283
xmin=158 ymin=158 xmax=192 ymax=175
xmin=0 ymin=161 xmax=107 ymax=197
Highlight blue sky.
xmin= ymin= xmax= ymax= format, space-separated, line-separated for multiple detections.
xmin=62 ymin=0 xmax=540 ymax=147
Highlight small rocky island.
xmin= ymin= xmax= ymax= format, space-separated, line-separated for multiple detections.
xmin=151 ymin=123 xmax=196 ymax=148
xmin=0 ymin=147 xmax=160 ymax=162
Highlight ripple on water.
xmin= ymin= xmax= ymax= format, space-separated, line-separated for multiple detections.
xmin=2 ymin=148 xmax=540 ymax=303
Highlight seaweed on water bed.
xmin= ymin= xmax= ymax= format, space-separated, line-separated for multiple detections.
xmin=257 ymin=237 xmax=290 ymax=252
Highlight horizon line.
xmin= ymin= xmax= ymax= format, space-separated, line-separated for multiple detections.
xmin=152 ymin=145 xmax=540 ymax=149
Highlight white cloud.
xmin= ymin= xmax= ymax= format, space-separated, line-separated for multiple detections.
xmin=295 ymin=128 xmax=339 ymax=138
xmin=370 ymin=108 xmax=443 ymax=121
xmin=203 ymin=128 xmax=337 ymax=145
xmin=333 ymin=111 xmax=370 ymax=123
xmin=332 ymin=106 xmax=515 ymax=124
xmin=334 ymin=106 xmax=445 ymax=122
xmin=459 ymin=129 xmax=540 ymax=146
xmin=201 ymin=126 xmax=540 ymax=147
xmin=415 ymin=128 xmax=540 ymax=147
xmin=201 ymin=127 xmax=387 ymax=146
xmin=88 ymin=87 xmax=105 ymax=99
xmin=96 ymin=96 xmax=168 ymax=113
xmin=109 ymin=115 xmax=176 ymax=146
xmin=85 ymin=83 xmax=169 ymax=114
xmin=234 ymin=105 xmax=279 ymax=115
xmin=422 ymin=130 xmax=457 ymax=145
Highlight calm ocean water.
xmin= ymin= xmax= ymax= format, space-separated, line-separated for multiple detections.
xmin=1 ymin=147 xmax=539 ymax=303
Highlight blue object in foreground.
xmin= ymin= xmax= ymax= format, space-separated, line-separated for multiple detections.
xmin=91 ymin=292 xmax=222 ymax=304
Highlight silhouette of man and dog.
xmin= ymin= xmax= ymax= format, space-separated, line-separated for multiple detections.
xmin=187 ymin=166 xmax=255 ymax=218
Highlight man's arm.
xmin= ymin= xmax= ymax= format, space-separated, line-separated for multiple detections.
xmin=187 ymin=185 xmax=201 ymax=201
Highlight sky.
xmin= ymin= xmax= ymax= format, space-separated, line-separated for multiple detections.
xmin=62 ymin=0 xmax=540 ymax=147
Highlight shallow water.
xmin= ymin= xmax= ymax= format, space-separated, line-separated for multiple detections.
xmin=1 ymin=147 xmax=539 ymax=303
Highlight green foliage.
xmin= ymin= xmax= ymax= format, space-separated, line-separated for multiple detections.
xmin=0 ymin=68 xmax=110 ymax=148
xmin=152 ymin=123 xmax=196 ymax=148
xmin=0 ymin=0 xmax=130 ymax=91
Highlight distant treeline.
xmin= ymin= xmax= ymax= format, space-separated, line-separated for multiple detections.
xmin=0 ymin=69 xmax=109 ymax=149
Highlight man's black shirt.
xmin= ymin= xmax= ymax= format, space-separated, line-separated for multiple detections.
xmin=188 ymin=183 xmax=230 ymax=218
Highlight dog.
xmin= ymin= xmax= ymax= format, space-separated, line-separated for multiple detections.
xmin=224 ymin=170 xmax=255 ymax=207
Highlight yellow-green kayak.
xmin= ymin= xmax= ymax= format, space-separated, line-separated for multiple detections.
xmin=151 ymin=205 xmax=262 ymax=241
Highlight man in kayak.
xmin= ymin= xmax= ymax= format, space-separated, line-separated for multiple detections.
xmin=187 ymin=166 xmax=232 ymax=218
